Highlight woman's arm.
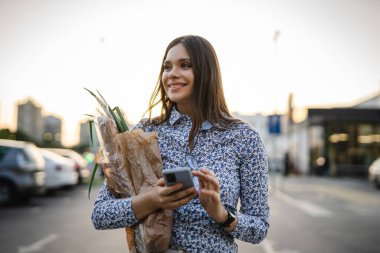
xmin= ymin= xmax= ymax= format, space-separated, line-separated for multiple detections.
xmin=91 ymin=184 xmax=138 ymax=229
xmin=92 ymin=179 xmax=197 ymax=229
xmin=230 ymin=129 xmax=270 ymax=243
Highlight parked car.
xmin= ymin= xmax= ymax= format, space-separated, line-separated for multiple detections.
xmin=0 ymin=139 xmax=45 ymax=205
xmin=40 ymin=149 xmax=79 ymax=191
xmin=43 ymin=148 xmax=89 ymax=184
xmin=368 ymin=157 xmax=380 ymax=189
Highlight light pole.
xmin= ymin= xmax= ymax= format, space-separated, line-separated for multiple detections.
xmin=269 ymin=30 xmax=283 ymax=188
xmin=273 ymin=30 xmax=281 ymax=115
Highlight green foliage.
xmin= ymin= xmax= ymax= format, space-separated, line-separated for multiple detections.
xmin=88 ymin=163 xmax=99 ymax=199
xmin=0 ymin=128 xmax=12 ymax=139
xmin=84 ymin=88 xmax=129 ymax=133
xmin=84 ymin=88 xmax=129 ymax=199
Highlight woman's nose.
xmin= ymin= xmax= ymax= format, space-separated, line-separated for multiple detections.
xmin=169 ymin=66 xmax=180 ymax=79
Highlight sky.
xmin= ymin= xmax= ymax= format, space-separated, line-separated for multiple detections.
xmin=0 ymin=0 xmax=379 ymax=147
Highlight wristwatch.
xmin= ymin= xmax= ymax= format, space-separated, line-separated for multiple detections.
xmin=217 ymin=206 xmax=236 ymax=228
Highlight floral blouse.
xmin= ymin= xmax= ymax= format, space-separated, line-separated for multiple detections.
xmin=91 ymin=108 xmax=269 ymax=252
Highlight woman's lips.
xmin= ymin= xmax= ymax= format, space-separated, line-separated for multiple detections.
xmin=168 ymin=82 xmax=186 ymax=91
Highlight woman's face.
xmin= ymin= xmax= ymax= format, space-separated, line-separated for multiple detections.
xmin=162 ymin=43 xmax=194 ymax=115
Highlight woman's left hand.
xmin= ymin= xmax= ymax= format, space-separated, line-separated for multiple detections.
xmin=192 ymin=168 xmax=227 ymax=223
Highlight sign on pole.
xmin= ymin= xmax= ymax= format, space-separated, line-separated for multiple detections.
xmin=268 ymin=114 xmax=281 ymax=134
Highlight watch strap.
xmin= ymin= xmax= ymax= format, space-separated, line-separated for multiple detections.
xmin=217 ymin=207 xmax=236 ymax=228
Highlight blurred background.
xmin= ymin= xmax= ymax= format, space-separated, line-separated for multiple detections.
xmin=0 ymin=0 xmax=379 ymax=252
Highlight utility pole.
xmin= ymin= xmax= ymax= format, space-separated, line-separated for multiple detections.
xmin=269 ymin=30 xmax=283 ymax=189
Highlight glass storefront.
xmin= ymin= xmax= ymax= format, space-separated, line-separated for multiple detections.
xmin=326 ymin=122 xmax=380 ymax=177
xmin=308 ymin=109 xmax=380 ymax=177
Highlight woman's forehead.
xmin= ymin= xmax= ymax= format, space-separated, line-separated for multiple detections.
xmin=165 ymin=43 xmax=190 ymax=62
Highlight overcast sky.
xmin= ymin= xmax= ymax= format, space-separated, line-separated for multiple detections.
xmin=0 ymin=0 xmax=379 ymax=146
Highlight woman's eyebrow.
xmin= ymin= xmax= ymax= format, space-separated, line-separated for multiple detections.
xmin=178 ymin=58 xmax=191 ymax=62
xmin=164 ymin=58 xmax=191 ymax=64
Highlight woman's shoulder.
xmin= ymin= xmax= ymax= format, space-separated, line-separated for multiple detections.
xmin=227 ymin=118 xmax=259 ymax=135
xmin=132 ymin=118 xmax=155 ymax=131
xmin=223 ymin=119 xmax=264 ymax=146
xmin=225 ymin=120 xmax=266 ymax=158
xmin=132 ymin=118 xmax=166 ymax=132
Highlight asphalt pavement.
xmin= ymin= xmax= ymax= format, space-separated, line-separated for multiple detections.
xmin=1 ymin=175 xmax=380 ymax=253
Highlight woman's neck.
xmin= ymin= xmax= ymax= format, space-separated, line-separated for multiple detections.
xmin=176 ymin=104 xmax=193 ymax=117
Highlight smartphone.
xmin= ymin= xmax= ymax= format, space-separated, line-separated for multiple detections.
xmin=163 ymin=167 xmax=194 ymax=189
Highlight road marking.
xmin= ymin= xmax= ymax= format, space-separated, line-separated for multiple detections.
xmin=275 ymin=190 xmax=332 ymax=217
xmin=345 ymin=204 xmax=373 ymax=215
xmin=312 ymin=185 xmax=380 ymax=205
xmin=18 ymin=234 xmax=58 ymax=253
xmin=261 ymin=239 xmax=300 ymax=253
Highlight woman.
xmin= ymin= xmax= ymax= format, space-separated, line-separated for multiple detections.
xmin=92 ymin=35 xmax=269 ymax=252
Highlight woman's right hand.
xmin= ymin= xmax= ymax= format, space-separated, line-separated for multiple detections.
xmin=132 ymin=178 xmax=197 ymax=221
xmin=151 ymin=178 xmax=197 ymax=210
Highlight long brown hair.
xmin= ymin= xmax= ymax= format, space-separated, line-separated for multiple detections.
xmin=145 ymin=35 xmax=238 ymax=146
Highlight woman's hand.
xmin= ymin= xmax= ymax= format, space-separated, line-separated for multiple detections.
xmin=151 ymin=178 xmax=197 ymax=210
xmin=132 ymin=178 xmax=197 ymax=221
xmin=192 ymin=168 xmax=227 ymax=224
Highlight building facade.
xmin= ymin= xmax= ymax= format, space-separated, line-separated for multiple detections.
xmin=17 ymin=98 xmax=63 ymax=146
xmin=234 ymin=91 xmax=380 ymax=178
xmin=17 ymin=99 xmax=43 ymax=143
xmin=43 ymin=115 xmax=62 ymax=146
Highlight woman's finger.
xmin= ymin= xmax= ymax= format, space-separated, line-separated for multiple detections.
xmin=160 ymin=182 xmax=184 ymax=196
xmin=193 ymin=171 xmax=220 ymax=190
xmin=199 ymin=188 xmax=220 ymax=199
xmin=166 ymin=191 xmax=198 ymax=209
xmin=199 ymin=168 xmax=216 ymax=176
xmin=170 ymin=187 xmax=197 ymax=201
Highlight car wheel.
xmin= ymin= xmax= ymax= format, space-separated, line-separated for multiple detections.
xmin=0 ymin=181 xmax=16 ymax=206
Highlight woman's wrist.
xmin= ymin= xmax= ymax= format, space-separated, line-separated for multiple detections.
xmin=131 ymin=190 xmax=159 ymax=221
xmin=212 ymin=205 xmax=229 ymax=224
xmin=212 ymin=205 xmax=238 ymax=232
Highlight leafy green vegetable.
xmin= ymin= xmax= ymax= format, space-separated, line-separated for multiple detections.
xmin=84 ymin=87 xmax=129 ymax=199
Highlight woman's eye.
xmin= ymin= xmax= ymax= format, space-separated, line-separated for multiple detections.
xmin=181 ymin=63 xmax=192 ymax=69
xmin=163 ymin=65 xmax=172 ymax=71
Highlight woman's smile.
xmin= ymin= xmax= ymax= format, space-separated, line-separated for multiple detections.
xmin=168 ymin=82 xmax=187 ymax=91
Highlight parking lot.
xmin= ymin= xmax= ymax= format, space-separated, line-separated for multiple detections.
xmin=1 ymin=175 xmax=380 ymax=253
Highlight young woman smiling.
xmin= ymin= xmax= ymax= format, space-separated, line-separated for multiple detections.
xmin=92 ymin=35 xmax=269 ymax=253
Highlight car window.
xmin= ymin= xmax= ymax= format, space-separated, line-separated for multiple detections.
xmin=0 ymin=147 xmax=21 ymax=167
xmin=0 ymin=146 xmax=11 ymax=161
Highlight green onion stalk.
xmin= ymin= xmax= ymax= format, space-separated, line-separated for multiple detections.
xmin=84 ymin=88 xmax=129 ymax=199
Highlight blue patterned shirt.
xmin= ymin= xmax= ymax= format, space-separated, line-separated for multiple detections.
xmin=92 ymin=108 xmax=269 ymax=252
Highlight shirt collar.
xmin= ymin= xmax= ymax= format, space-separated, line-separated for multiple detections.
xmin=168 ymin=107 xmax=184 ymax=126
xmin=169 ymin=107 xmax=213 ymax=131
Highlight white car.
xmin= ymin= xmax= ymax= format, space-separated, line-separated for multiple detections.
xmin=41 ymin=149 xmax=79 ymax=191
xmin=368 ymin=158 xmax=380 ymax=189
xmin=44 ymin=148 xmax=90 ymax=184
